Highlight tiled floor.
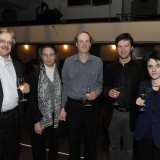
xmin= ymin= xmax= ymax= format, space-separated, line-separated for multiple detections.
xmin=19 ymin=106 xmax=108 ymax=160
xmin=19 ymin=125 xmax=108 ymax=160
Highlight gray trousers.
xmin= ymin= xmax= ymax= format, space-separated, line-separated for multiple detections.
xmin=108 ymin=109 xmax=133 ymax=160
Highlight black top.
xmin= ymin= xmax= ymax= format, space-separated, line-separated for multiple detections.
xmin=114 ymin=61 xmax=132 ymax=106
xmin=103 ymin=59 xmax=146 ymax=131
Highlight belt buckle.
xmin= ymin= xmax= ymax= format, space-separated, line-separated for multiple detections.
xmin=121 ymin=108 xmax=126 ymax=112
xmin=120 ymin=107 xmax=128 ymax=112
xmin=113 ymin=102 xmax=120 ymax=106
xmin=116 ymin=107 xmax=127 ymax=112
xmin=83 ymin=99 xmax=91 ymax=107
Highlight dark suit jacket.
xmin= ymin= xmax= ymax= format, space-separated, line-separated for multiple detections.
xmin=103 ymin=59 xmax=146 ymax=131
xmin=135 ymin=80 xmax=160 ymax=149
xmin=27 ymin=69 xmax=43 ymax=128
xmin=0 ymin=58 xmax=24 ymax=117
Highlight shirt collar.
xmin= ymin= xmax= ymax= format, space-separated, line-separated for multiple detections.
xmin=0 ymin=55 xmax=11 ymax=64
xmin=117 ymin=59 xmax=133 ymax=66
xmin=73 ymin=53 xmax=92 ymax=62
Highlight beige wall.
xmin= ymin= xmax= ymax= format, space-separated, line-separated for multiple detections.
xmin=17 ymin=45 xmax=37 ymax=64
xmin=100 ymin=45 xmax=118 ymax=61
xmin=7 ymin=21 xmax=160 ymax=44
xmin=55 ymin=45 xmax=77 ymax=60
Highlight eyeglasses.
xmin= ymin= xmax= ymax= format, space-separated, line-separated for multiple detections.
xmin=0 ymin=39 xmax=13 ymax=46
xmin=42 ymin=54 xmax=55 ymax=58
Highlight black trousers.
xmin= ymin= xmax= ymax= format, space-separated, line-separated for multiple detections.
xmin=136 ymin=138 xmax=160 ymax=160
xmin=30 ymin=125 xmax=59 ymax=160
xmin=65 ymin=97 xmax=100 ymax=160
xmin=0 ymin=108 xmax=21 ymax=160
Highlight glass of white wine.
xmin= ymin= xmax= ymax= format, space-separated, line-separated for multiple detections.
xmin=84 ymin=86 xmax=91 ymax=106
xmin=18 ymin=77 xmax=27 ymax=102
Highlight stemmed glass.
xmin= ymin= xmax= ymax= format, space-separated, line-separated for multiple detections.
xmin=138 ymin=87 xmax=151 ymax=111
xmin=113 ymin=83 xmax=121 ymax=105
xmin=18 ymin=77 xmax=27 ymax=102
xmin=83 ymin=86 xmax=91 ymax=106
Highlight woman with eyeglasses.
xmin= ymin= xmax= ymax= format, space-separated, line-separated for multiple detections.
xmin=28 ymin=45 xmax=62 ymax=160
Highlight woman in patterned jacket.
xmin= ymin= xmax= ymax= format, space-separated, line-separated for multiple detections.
xmin=28 ymin=45 xmax=62 ymax=160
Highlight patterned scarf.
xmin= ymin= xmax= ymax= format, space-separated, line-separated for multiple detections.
xmin=38 ymin=65 xmax=61 ymax=129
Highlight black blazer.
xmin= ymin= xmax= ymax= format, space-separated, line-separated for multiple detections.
xmin=103 ymin=59 xmax=146 ymax=131
xmin=27 ymin=69 xmax=43 ymax=127
xmin=0 ymin=58 xmax=24 ymax=114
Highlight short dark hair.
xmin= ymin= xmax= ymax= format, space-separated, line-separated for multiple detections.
xmin=115 ymin=33 xmax=134 ymax=47
xmin=73 ymin=31 xmax=94 ymax=44
xmin=144 ymin=51 xmax=160 ymax=65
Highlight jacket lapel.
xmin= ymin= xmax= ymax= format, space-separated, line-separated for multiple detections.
xmin=12 ymin=59 xmax=22 ymax=84
xmin=0 ymin=80 xmax=3 ymax=109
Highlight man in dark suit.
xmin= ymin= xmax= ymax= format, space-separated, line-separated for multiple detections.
xmin=103 ymin=33 xmax=146 ymax=160
xmin=0 ymin=28 xmax=30 ymax=160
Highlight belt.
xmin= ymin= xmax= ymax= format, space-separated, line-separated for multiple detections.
xmin=115 ymin=107 xmax=129 ymax=112
xmin=112 ymin=103 xmax=130 ymax=112
xmin=68 ymin=97 xmax=84 ymax=103
xmin=68 ymin=97 xmax=97 ymax=106
xmin=0 ymin=108 xmax=16 ymax=116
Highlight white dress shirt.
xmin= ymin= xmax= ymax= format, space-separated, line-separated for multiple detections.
xmin=0 ymin=55 xmax=18 ymax=112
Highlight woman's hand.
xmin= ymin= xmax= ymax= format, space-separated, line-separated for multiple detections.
xmin=136 ymin=97 xmax=145 ymax=106
xmin=34 ymin=122 xmax=43 ymax=135
xmin=59 ymin=107 xmax=67 ymax=121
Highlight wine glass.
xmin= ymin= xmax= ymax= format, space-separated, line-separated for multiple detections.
xmin=138 ymin=87 xmax=151 ymax=111
xmin=18 ymin=77 xmax=27 ymax=102
xmin=112 ymin=83 xmax=121 ymax=106
xmin=83 ymin=86 xmax=91 ymax=106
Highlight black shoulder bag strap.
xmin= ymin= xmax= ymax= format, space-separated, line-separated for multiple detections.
xmin=147 ymin=81 xmax=160 ymax=120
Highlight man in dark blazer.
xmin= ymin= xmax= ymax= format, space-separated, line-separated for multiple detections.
xmin=0 ymin=28 xmax=30 ymax=160
xmin=103 ymin=33 xmax=146 ymax=160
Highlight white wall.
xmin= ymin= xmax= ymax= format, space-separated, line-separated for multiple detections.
xmin=7 ymin=21 xmax=160 ymax=43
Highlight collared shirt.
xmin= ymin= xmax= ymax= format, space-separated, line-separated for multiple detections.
xmin=115 ymin=61 xmax=132 ymax=105
xmin=0 ymin=55 xmax=18 ymax=112
xmin=62 ymin=54 xmax=103 ymax=107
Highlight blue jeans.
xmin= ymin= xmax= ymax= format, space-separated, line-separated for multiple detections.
xmin=108 ymin=109 xmax=133 ymax=160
